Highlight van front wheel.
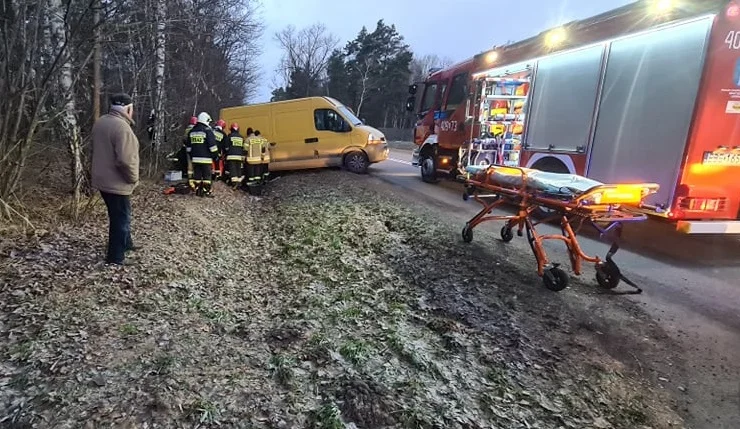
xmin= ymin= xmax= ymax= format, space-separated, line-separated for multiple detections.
xmin=344 ymin=151 xmax=369 ymax=174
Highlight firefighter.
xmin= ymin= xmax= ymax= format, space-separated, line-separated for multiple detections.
xmin=186 ymin=112 xmax=219 ymax=197
xmin=254 ymin=130 xmax=270 ymax=183
xmin=212 ymin=119 xmax=227 ymax=181
xmin=243 ymin=128 xmax=262 ymax=194
xmin=225 ymin=123 xmax=245 ymax=188
xmin=183 ymin=116 xmax=197 ymax=190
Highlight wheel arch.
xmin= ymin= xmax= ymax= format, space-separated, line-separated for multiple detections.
xmin=341 ymin=145 xmax=368 ymax=159
xmin=526 ymin=154 xmax=573 ymax=174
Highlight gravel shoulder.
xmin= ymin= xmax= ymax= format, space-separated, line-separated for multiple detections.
xmin=0 ymin=169 xmax=706 ymax=428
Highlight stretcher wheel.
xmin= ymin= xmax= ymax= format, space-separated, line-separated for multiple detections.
xmin=462 ymin=186 xmax=475 ymax=201
xmin=462 ymin=224 xmax=473 ymax=243
xmin=595 ymin=262 xmax=621 ymax=289
xmin=500 ymin=226 xmax=514 ymax=242
xmin=543 ymin=267 xmax=569 ymax=292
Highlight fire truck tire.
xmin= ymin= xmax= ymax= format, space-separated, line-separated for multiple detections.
xmin=420 ymin=153 xmax=438 ymax=183
xmin=343 ymin=151 xmax=369 ymax=174
xmin=530 ymin=156 xmax=569 ymax=174
xmin=530 ymin=157 xmax=570 ymax=218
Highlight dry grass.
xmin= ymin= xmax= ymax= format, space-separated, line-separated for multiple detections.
xmin=0 ymin=169 xmax=685 ymax=428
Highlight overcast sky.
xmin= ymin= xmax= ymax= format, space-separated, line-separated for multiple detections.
xmin=255 ymin=0 xmax=635 ymax=102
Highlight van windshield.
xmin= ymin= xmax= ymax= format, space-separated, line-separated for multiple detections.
xmin=337 ymin=105 xmax=363 ymax=126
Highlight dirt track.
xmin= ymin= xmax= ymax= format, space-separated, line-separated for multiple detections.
xmin=0 ymin=169 xmax=722 ymax=428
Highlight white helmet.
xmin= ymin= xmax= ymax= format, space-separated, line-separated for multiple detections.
xmin=196 ymin=112 xmax=212 ymax=125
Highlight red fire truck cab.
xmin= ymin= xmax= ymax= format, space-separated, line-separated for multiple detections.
xmin=408 ymin=0 xmax=740 ymax=234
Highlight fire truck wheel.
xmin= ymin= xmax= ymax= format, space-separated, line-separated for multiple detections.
xmin=344 ymin=151 xmax=369 ymax=174
xmin=543 ymin=267 xmax=569 ymax=292
xmin=420 ymin=153 xmax=438 ymax=183
xmin=530 ymin=157 xmax=569 ymax=218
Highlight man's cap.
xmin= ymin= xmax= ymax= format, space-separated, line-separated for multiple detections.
xmin=110 ymin=93 xmax=133 ymax=107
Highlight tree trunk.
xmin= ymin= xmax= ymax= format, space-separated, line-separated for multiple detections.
xmin=50 ymin=0 xmax=84 ymax=220
xmin=93 ymin=0 xmax=102 ymax=120
xmin=151 ymin=0 xmax=167 ymax=170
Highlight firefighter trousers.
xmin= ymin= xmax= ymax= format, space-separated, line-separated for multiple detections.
xmin=193 ymin=163 xmax=213 ymax=195
xmin=228 ymin=161 xmax=243 ymax=184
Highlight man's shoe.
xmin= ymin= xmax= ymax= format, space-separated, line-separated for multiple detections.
xmin=126 ymin=245 xmax=142 ymax=253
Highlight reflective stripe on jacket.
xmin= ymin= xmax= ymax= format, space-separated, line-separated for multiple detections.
xmin=245 ymin=136 xmax=263 ymax=164
xmin=186 ymin=123 xmax=218 ymax=164
xmin=226 ymin=131 xmax=245 ymax=161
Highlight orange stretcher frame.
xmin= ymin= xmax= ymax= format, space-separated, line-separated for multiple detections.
xmin=461 ymin=165 xmax=660 ymax=293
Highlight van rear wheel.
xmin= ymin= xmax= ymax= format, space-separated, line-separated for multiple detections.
xmin=344 ymin=151 xmax=369 ymax=174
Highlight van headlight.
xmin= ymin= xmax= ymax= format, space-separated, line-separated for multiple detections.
xmin=367 ymin=133 xmax=384 ymax=145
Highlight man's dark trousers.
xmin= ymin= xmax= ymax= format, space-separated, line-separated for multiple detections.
xmin=100 ymin=191 xmax=133 ymax=264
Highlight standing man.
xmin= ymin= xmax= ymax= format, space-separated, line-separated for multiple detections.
xmin=91 ymin=93 xmax=140 ymax=266
xmin=225 ymin=122 xmax=245 ymax=188
xmin=186 ymin=112 xmax=219 ymax=197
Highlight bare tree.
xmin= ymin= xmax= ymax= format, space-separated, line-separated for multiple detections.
xmin=0 ymin=0 xmax=263 ymax=223
xmin=354 ymin=58 xmax=371 ymax=117
xmin=275 ymin=23 xmax=339 ymax=96
xmin=50 ymin=0 xmax=85 ymax=219
xmin=410 ymin=54 xmax=454 ymax=83
xmin=151 ymin=0 xmax=166 ymax=162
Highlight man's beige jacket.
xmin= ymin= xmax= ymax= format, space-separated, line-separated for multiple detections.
xmin=91 ymin=110 xmax=140 ymax=195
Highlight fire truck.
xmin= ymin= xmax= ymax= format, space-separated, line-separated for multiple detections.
xmin=407 ymin=0 xmax=740 ymax=234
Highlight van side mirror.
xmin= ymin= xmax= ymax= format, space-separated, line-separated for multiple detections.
xmin=405 ymin=96 xmax=415 ymax=112
xmin=408 ymin=84 xmax=418 ymax=95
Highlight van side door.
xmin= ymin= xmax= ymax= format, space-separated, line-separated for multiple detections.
xmin=270 ymin=108 xmax=313 ymax=165
xmin=312 ymin=107 xmax=353 ymax=165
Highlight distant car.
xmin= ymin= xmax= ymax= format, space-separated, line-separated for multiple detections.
xmin=220 ymin=96 xmax=389 ymax=174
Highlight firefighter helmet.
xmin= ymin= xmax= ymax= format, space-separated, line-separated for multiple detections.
xmin=197 ymin=112 xmax=211 ymax=125
xmin=215 ymin=119 xmax=226 ymax=129
xmin=230 ymin=122 xmax=239 ymax=131
xmin=189 ymin=116 xmax=197 ymax=125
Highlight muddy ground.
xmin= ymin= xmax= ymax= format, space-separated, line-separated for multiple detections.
xmin=0 ymin=169 xmax=700 ymax=428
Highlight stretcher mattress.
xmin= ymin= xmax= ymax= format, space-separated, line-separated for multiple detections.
xmin=466 ymin=165 xmax=603 ymax=198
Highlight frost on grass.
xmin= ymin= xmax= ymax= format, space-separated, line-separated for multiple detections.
xmin=0 ymin=170 xmax=682 ymax=428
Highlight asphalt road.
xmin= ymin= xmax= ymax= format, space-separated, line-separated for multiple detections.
xmin=369 ymin=148 xmax=740 ymax=428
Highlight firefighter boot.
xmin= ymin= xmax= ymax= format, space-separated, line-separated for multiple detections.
xmin=203 ymin=181 xmax=214 ymax=198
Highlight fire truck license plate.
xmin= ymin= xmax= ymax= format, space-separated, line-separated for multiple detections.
xmin=702 ymin=152 xmax=740 ymax=166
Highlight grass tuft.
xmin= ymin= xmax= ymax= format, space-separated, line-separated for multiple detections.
xmin=339 ymin=339 xmax=369 ymax=365
xmin=269 ymin=353 xmax=295 ymax=386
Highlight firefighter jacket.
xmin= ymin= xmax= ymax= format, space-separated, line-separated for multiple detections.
xmin=182 ymin=124 xmax=194 ymax=148
xmin=186 ymin=123 xmax=219 ymax=164
xmin=213 ymin=128 xmax=227 ymax=156
xmin=226 ymin=131 xmax=245 ymax=162
xmin=258 ymin=136 xmax=270 ymax=164
xmin=245 ymin=135 xmax=264 ymax=164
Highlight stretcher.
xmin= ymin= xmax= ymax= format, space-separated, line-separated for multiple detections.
xmin=461 ymin=164 xmax=659 ymax=293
